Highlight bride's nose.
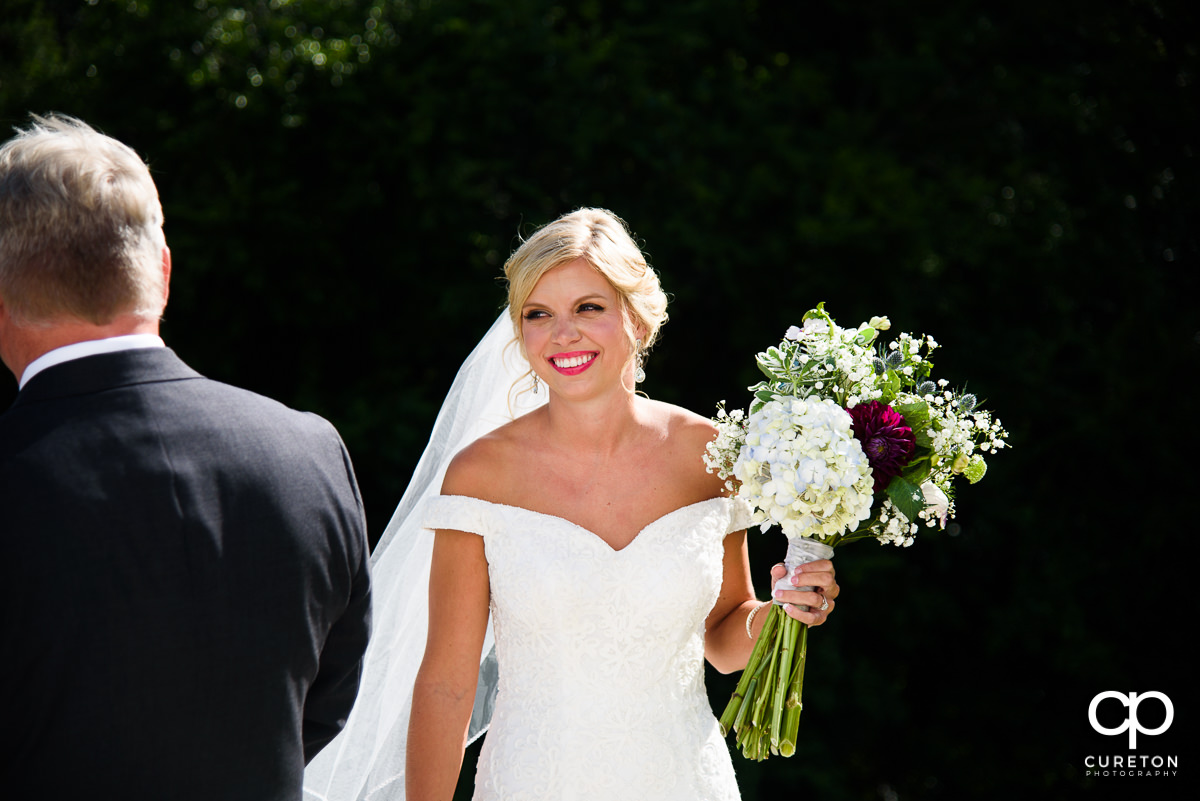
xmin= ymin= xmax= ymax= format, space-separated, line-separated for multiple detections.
xmin=551 ymin=315 xmax=581 ymax=344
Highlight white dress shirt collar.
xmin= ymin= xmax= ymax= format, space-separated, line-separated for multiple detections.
xmin=19 ymin=334 xmax=166 ymax=390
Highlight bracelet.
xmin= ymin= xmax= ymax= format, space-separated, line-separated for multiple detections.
xmin=745 ymin=600 xmax=773 ymax=639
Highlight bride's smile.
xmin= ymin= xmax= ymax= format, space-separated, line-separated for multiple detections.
xmin=549 ymin=351 xmax=597 ymax=374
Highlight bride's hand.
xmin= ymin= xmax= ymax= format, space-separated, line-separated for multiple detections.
xmin=769 ymin=560 xmax=839 ymax=626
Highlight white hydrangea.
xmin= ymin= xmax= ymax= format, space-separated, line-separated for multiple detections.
xmin=729 ymin=397 xmax=874 ymax=540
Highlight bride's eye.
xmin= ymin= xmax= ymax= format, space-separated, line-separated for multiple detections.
xmin=522 ymin=309 xmax=550 ymax=320
xmin=578 ymin=303 xmax=604 ymax=313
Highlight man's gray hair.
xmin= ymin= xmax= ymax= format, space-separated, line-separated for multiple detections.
xmin=0 ymin=114 xmax=166 ymax=326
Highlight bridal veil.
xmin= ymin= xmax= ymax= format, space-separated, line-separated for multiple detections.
xmin=303 ymin=310 xmax=544 ymax=800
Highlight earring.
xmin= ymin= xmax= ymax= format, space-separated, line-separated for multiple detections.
xmin=532 ymin=373 xmax=541 ymax=394
xmin=634 ymin=339 xmax=646 ymax=384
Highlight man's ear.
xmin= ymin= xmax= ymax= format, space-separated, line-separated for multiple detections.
xmin=160 ymin=246 xmax=172 ymax=308
xmin=0 ymin=293 xmax=18 ymax=380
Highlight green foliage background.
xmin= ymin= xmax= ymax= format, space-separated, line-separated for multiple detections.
xmin=2 ymin=1 xmax=1195 ymax=798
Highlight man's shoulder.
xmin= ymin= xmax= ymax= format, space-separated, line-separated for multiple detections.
xmin=186 ymin=373 xmax=315 ymax=415
xmin=1 ymin=351 xmax=343 ymax=456
xmin=179 ymin=375 xmax=343 ymax=443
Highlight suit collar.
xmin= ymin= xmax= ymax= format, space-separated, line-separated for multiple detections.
xmin=10 ymin=348 xmax=202 ymax=409
xmin=19 ymin=334 xmax=166 ymax=390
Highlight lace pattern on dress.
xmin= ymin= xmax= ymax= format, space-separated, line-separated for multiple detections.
xmin=422 ymin=495 xmax=750 ymax=801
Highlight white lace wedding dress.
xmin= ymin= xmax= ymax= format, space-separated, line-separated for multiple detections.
xmin=423 ymin=494 xmax=752 ymax=801
xmin=302 ymin=312 xmax=751 ymax=801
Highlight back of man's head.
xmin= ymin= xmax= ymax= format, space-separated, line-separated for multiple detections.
xmin=0 ymin=114 xmax=166 ymax=327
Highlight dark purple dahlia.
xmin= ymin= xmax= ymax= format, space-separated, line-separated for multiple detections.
xmin=847 ymin=401 xmax=916 ymax=493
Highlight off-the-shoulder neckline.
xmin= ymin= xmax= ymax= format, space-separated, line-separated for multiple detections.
xmin=430 ymin=495 xmax=740 ymax=553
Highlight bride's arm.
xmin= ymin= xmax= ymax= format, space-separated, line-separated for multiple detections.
xmin=406 ymin=525 xmax=490 ymax=801
xmin=693 ymin=412 xmax=839 ymax=674
xmin=703 ymin=531 xmax=760 ymax=673
xmin=704 ymin=539 xmax=840 ymax=673
xmin=666 ymin=410 xmax=759 ymax=675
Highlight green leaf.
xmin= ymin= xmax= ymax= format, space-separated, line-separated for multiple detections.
xmin=894 ymin=399 xmax=929 ymax=426
xmin=854 ymin=325 xmax=878 ymax=346
xmin=964 ymin=455 xmax=988 ymax=484
xmin=913 ymin=428 xmax=934 ymax=449
xmin=894 ymin=400 xmax=932 ymax=446
xmin=885 ymin=474 xmax=925 ymax=521
xmin=802 ymin=302 xmax=828 ymax=323
xmin=900 ymin=451 xmax=932 ymax=485
xmin=756 ymin=346 xmax=788 ymax=380
xmin=751 ymin=388 xmax=779 ymax=414
xmin=879 ymin=371 xmax=901 ymax=404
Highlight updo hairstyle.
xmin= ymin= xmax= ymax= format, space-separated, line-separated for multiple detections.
xmin=503 ymin=207 xmax=668 ymax=355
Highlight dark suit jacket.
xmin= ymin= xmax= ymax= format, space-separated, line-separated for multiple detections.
xmin=0 ymin=348 xmax=372 ymax=800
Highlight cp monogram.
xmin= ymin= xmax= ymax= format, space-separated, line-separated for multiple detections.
xmin=1088 ymin=691 xmax=1174 ymax=749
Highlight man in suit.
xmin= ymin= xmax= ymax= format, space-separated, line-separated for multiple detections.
xmin=0 ymin=114 xmax=372 ymax=799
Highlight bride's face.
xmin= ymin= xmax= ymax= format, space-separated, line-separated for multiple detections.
xmin=521 ymin=257 xmax=640 ymax=398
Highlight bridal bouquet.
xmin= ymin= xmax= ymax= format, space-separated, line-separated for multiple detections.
xmin=705 ymin=303 xmax=1008 ymax=760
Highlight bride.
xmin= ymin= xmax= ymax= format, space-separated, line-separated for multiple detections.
xmin=304 ymin=208 xmax=840 ymax=801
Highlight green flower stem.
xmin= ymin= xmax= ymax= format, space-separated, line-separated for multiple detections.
xmin=742 ymin=724 xmax=764 ymax=761
xmin=722 ymin=602 xmax=824 ymax=761
xmin=746 ymin=647 xmax=774 ymax=728
xmin=723 ymin=604 xmax=818 ymax=761
xmin=732 ymin=676 xmax=757 ymax=733
xmin=770 ymin=612 xmax=799 ymax=750
xmin=719 ymin=602 xmax=779 ymax=735
xmin=752 ymin=625 xmax=781 ymax=728
xmin=778 ymin=623 xmax=810 ymax=757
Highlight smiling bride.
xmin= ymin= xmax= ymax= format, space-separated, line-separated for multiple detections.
xmin=304 ymin=208 xmax=842 ymax=801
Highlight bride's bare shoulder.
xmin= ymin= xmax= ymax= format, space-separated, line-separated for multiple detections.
xmin=441 ymin=408 xmax=546 ymax=499
xmin=638 ymin=398 xmax=726 ymax=498
xmin=643 ymin=398 xmax=718 ymax=442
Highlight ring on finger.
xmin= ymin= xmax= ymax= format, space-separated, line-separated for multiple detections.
xmin=818 ymin=594 xmax=829 ymax=611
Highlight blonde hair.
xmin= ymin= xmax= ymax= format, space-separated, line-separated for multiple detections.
xmin=504 ymin=208 xmax=668 ymax=356
xmin=0 ymin=114 xmax=166 ymax=326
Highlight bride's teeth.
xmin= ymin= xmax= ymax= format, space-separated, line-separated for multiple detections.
xmin=553 ymin=354 xmax=594 ymax=368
